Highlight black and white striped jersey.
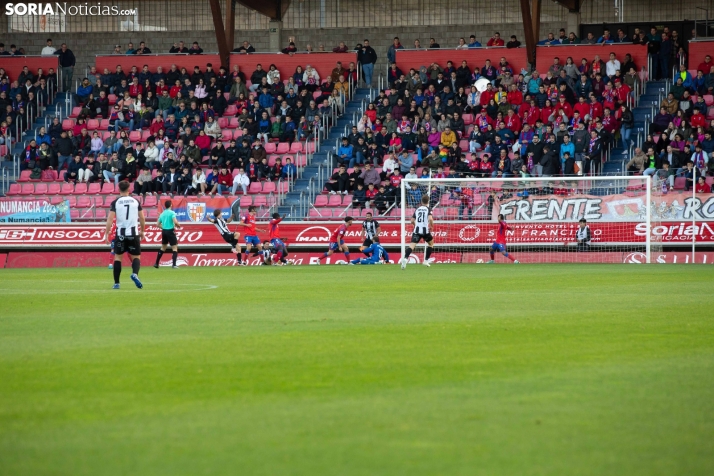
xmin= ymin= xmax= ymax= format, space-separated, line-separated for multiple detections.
xmin=362 ymin=220 xmax=379 ymax=240
xmin=110 ymin=196 xmax=142 ymax=237
xmin=212 ymin=216 xmax=230 ymax=235
xmin=412 ymin=206 xmax=432 ymax=235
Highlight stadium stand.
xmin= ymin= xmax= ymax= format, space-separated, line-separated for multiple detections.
xmin=2 ymin=34 xmax=713 ymax=222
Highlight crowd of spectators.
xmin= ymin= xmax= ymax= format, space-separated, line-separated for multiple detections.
xmin=5 ymin=55 xmax=363 ymax=198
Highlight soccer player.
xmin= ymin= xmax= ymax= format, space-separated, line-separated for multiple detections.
xmin=107 ymin=219 xmax=116 ymax=269
xmin=488 ymin=214 xmax=519 ymax=264
xmin=105 ymin=181 xmax=145 ymax=289
xmin=350 ymin=236 xmax=389 ymax=265
xmin=237 ymin=206 xmax=265 ymax=261
xmin=207 ymin=209 xmax=243 ymax=264
xmin=400 ymin=194 xmax=435 ymax=269
xmin=316 ymin=216 xmax=353 ymax=264
xmin=154 ymin=200 xmax=182 ymax=269
xmin=260 ymin=240 xmax=275 ymax=265
xmin=359 ymin=212 xmax=380 ymax=257
xmin=269 ymin=212 xmax=289 ymax=265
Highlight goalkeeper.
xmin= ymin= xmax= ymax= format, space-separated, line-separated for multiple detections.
xmin=349 ymin=237 xmax=389 ymax=265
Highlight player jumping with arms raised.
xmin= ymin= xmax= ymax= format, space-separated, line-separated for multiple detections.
xmin=350 ymin=236 xmax=389 ymax=265
xmin=400 ymin=195 xmax=435 ymax=269
xmin=207 ymin=209 xmax=243 ymax=265
xmin=488 ymin=214 xmax=519 ymax=264
xmin=269 ymin=212 xmax=290 ymax=265
xmin=316 ymin=216 xmax=353 ymax=264
xmin=237 ymin=206 xmax=265 ymax=261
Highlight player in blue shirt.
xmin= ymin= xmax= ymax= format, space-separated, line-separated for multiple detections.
xmin=349 ymin=237 xmax=389 ymax=265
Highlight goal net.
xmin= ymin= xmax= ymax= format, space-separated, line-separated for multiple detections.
xmin=399 ymin=176 xmax=665 ymax=264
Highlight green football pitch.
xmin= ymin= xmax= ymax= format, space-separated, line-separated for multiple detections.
xmin=0 ymin=264 xmax=713 ymax=475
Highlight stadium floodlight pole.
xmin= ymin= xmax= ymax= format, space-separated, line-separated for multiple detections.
xmin=400 ymin=178 xmax=406 ymax=260
xmin=646 ymin=174 xmax=651 ymax=264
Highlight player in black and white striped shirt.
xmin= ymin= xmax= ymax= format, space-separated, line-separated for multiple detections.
xmin=400 ymin=194 xmax=435 ymax=269
xmin=105 ymin=181 xmax=145 ymax=289
xmin=206 ymin=209 xmax=243 ymax=265
xmin=359 ymin=212 xmax=381 ymax=258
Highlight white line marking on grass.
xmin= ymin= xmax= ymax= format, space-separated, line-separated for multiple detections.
xmin=0 ymin=282 xmax=219 ymax=293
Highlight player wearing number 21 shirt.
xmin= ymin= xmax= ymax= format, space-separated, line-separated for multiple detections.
xmin=400 ymin=194 xmax=435 ymax=269
xmin=488 ymin=214 xmax=519 ymax=264
xmin=316 ymin=216 xmax=354 ymax=264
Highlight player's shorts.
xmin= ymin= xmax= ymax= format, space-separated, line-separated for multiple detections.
xmin=328 ymin=240 xmax=344 ymax=251
xmin=114 ymin=235 xmax=141 ymax=256
xmin=222 ymin=232 xmax=236 ymax=245
xmin=161 ymin=229 xmax=178 ymax=246
xmin=362 ymin=238 xmax=373 ymax=248
xmin=410 ymin=233 xmax=433 ymax=244
xmin=491 ymin=242 xmax=506 ymax=253
xmin=245 ymin=235 xmax=261 ymax=246
xmin=270 ymin=238 xmax=285 ymax=249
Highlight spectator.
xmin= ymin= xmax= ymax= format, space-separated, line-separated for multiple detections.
xmin=387 ymin=37 xmax=403 ymax=64
xmin=358 ymin=40 xmax=377 ymax=86
xmin=169 ymin=41 xmax=188 ymax=53
xmin=54 ymin=43 xmax=75 ymax=92
xmin=333 ymin=42 xmax=349 ymax=53
xmin=41 ymin=38 xmax=56 ymax=56
xmin=468 ymin=35 xmax=482 ymax=48
xmin=695 ymin=176 xmax=711 ymax=193
xmin=134 ymin=41 xmax=152 ymax=55
xmin=188 ymin=42 xmax=204 ymax=55
xmin=233 ymin=41 xmax=255 ymax=53
xmin=487 ymin=32 xmax=504 ymax=47
xmin=506 ymin=35 xmax=521 ymax=49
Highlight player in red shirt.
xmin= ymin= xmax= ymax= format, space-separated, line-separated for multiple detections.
xmin=107 ymin=220 xmax=117 ymax=269
xmin=488 ymin=214 xmax=519 ymax=264
xmin=269 ymin=212 xmax=289 ymax=264
xmin=316 ymin=216 xmax=354 ymax=264
xmin=237 ymin=205 xmax=266 ymax=261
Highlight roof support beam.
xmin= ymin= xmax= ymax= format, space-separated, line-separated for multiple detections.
xmin=520 ymin=0 xmax=539 ymax=66
xmin=209 ymin=0 xmax=230 ymax=67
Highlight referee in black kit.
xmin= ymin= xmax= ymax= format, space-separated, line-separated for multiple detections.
xmin=154 ymin=201 xmax=182 ymax=268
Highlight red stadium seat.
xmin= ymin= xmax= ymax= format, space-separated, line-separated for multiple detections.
xmin=62 ymin=119 xmax=75 ymax=130
xmin=95 ymin=208 xmax=107 ymax=220
xmin=86 ymin=119 xmax=100 ymax=130
xmin=77 ymin=196 xmax=93 ymax=208
xmin=88 ymin=182 xmax=102 ymax=194
xmin=100 ymin=182 xmax=115 ymax=194
xmin=20 ymin=183 xmax=35 ymax=195
xmin=276 ymin=142 xmax=290 ymax=154
xmin=248 ymin=182 xmax=263 ymax=194
xmin=328 ymin=194 xmax=343 ymax=207
xmin=229 ymin=117 xmax=240 ymax=128
xmin=314 ymin=195 xmax=328 ymax=207
xmin=70 ymin=107 xmax=82 ymax=118
xmin=18 ymin=170 xmax=32 ymax=182
xmin=99 ymin=119 xmax=110 ymax=130
xmin=290 ymin=142 xmax=303 ymax=153
xmin=74 ymin=183 xmax=88 ymax=194
xmin=70 ymin=209 xmax=80 ymax=219
xmin=60 ymin=183 xmax=74 ymax=195
xmin=217 ymin=117 xmax=228 ymax=128
xmin=310 ymin=208 xmax=330 ymax=219
xmin=262 ymin=182 xmax=276 ymax=194
xmin=239 ymin=195 xmax=252 ymax=207
xmin=225 ymin=105 xmax=238 ymax=116
xmin=221 ymin=130 xmax=232 ymax=141
xmin=253 ymin=195 xmax=267 ymax=207
xmin=673 ymin=177 xmax=686 ymax=190
xmin=265 ymin=143 xmax=277 ymax=154
xmin=143 ymin=195 xmax=157 ymax=208
xmin=34 ymin=183 xmax=49 ymax=195
xmin=47 ymin=183 xmax=61 ymax=195
xmin=129 ymin=131 xmax=142 ymax=142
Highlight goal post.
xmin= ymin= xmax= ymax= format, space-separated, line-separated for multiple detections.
xmin=400 ymin=175 xmax=662 ymax=265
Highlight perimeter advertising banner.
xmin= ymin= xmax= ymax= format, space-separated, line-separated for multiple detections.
xmin=4 ymin=251 xmax=714 ymax=268
xmin=494 ymin=193 xmax=714 ymax=221
xmin=0 ymin=199 xmax=72 ymax=223
xmin=0 ymin=221 xmax=713 ymax=247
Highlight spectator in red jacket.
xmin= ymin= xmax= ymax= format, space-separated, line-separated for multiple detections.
xmin=487 ymin=32 xmax=504 ymax=47
xmin=695 ymin=176 xmax=711 ymax=193
xmin=698 ymin=55 xmax=713 ymax=76
xmin=216 ymin=166 xmax=233 ymax=194
xmin=690 ymin=108 xmax=707 ymax=129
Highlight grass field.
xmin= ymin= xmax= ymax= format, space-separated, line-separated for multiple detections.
xmin=0 ymin=264 xmax=713 ymax=475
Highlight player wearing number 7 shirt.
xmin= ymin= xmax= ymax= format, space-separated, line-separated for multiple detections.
xmin=400 ymin=194 xmax=435 ymax=269
xmin=488 ymin=214 xmax=520 ymax=264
